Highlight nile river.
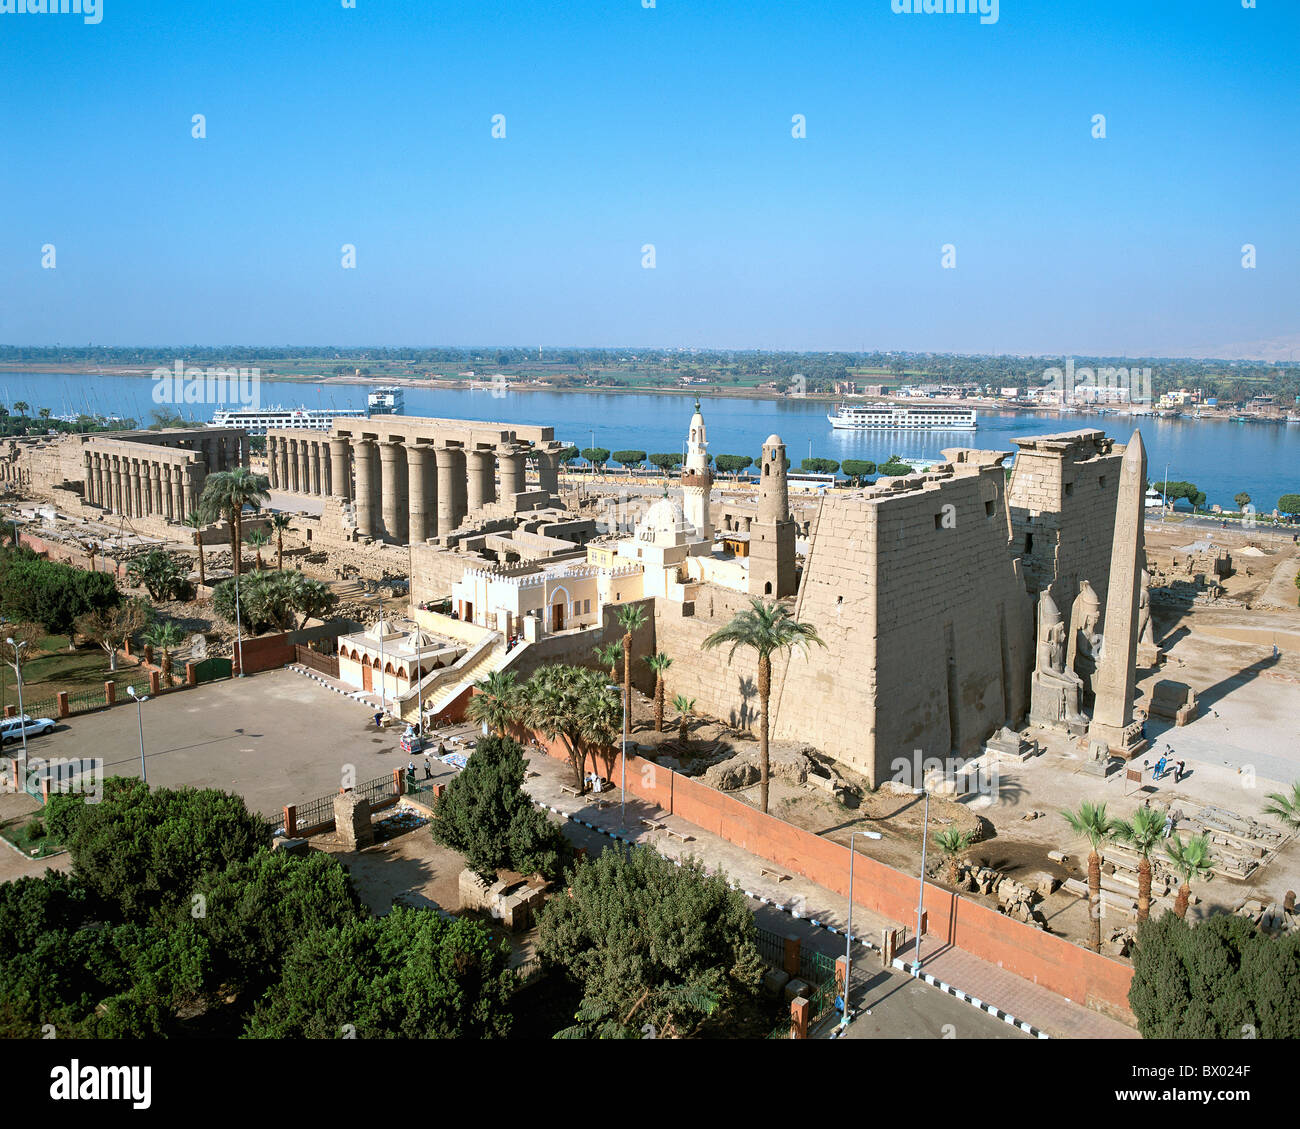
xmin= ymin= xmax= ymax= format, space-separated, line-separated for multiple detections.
xmin=2 ymin=372 xmax=1297 ymax=513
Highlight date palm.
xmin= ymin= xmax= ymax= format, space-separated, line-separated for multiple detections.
xmin=1166 ymin=834 xmax=1215 ymax=919
xmin=702 ymin=598 xmax=825 ymax=814
xmin=522 ymin=665 xmax=614 ymax=791
xmin=672 ymin=695 xmax=695 ymax=745
xmin=143 ymin=620 xmax=185 ymax=683
xmin=594 ymin=642 xmax=622 ymax=682
xmin=616 ymin=603 xmax=647 ymax=732
xmin=246 ymin=528 xmax=270 ymax=571
xmin=644 ymin=652 xmax=672 ymax=732
xmin=1263 ymin=781 xmax=1300 ymax=829
xmin=467 ymin=670 xmax=518 ymax=737
xmin=269 ymin=512 xmax=293 ymax=569
xmin=934 ymin=827 xmax=973 ymax=885
xmin=1115 ymin=806 xmax=1165 ymax=922
xmin=197 ymin=468 xmax=270 ymax=579
xmin=1062 ymin=801 xmax=1123 ymax=952
xmin=182 ymin=512 xmax=206 ymax=589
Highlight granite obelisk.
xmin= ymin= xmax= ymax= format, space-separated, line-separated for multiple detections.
xmin=1087 ymin=430 xmax=1149 ymax=759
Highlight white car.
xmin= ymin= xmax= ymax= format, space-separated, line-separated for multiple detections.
xmin=0 ymin=716 xmax=56 ymax=743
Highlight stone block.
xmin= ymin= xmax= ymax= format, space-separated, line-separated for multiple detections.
xmin=784 ymin=978 xmax=810 ymax=1004
xmin=764 ymin=968 xmax=791 ymax=998
xmin=333 ymin=791 xmax=374 ymax=850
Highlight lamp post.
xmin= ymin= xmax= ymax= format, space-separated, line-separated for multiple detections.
xmin=842 ymin=828 xmax=883 ymax=1028
xmin=233 ymin=566 xmax=246 ymax=677
xmin=127 ymin=685 xmax=149 ymax=783
xmin=914 ymin=788 xmax=930 ymax=977
xmin=5 ymin=637 xmax=29 ymax=788
xmin=606 ymin=682 xmax=627 ymax=825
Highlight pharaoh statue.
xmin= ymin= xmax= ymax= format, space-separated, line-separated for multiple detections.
xmin=1135 ymin=559 xmax=1163 ymax=667
xmin=1067 ymin=580 xmax=1105 ymax=702
xmin=1029 ymin=592 xmax=1088 ymax=735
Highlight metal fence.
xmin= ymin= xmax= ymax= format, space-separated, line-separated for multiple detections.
xmin=294 ymin=792 xmax=336 ymax=834
xmin=755 ymin=927 xmax=786 ymax=970
xmin=66 ymin=687 xmax=107 ymax=715
xmin=356 ymin=773 xmax=398 ymax=809
xmin=285 ymin=774 xmax=400 ymax=836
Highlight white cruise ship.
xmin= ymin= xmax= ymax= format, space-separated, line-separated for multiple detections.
xmin=368 ymin=385 xmax=405 ymax=415
xmin=209 ymin=405 xmax=366 ymax=435
xmin=827 ymin=403 xmax=977 ymax=431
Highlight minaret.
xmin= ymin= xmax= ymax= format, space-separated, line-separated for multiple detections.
xmin=681 ymin=399 xmax=713 ymax=544
xmin=1087 ymin=430 xmax=1150 ymax=759
xmin=749 ymin=434 xmax=797 ymax=598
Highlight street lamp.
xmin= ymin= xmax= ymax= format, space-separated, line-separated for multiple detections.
xmin=233 ymin=566 xmax=246 ymax=678
xmin=606 ymin=682 xmax=627 ymax=825
xmin=914 ymin=788 xmax=930 ymax=978
xmin=5 ymin=637 xmax=29 ymax=787
xmin=841 ymin=829 xmax=883 ymax=1029
xmin=127 ymin=685 xmax=149 ymax=783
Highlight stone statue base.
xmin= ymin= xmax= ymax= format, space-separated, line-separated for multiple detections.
xmin=1136 ymin=643 xmax=1164 ymax=669
xmin=1029 ymin=673 xmax=1088 ymax=737
xmin=1085 ymin=719 xmax=1148 ymax=761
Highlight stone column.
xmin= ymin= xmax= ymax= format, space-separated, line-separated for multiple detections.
xmin=329 ymin=437 xmax=351 ymax=500
xmin=297 ymin=439 xmax=310 ymax=496
xmin=1087 ymin=430 xmax=1149 ymax=759
xmin=406 ymin=442 xmax=433 ymax=543
xmin=379 ymin=440 xmax=408 ymax=544
xmin=151 ymin=462 xmax=164 ymax=516
xmin=321 ymin=442 xmax=332 ymax=497
xmin=84 ymin=453 xmax=95 ymax=505
xmin=183 ymin=465 xmax=201 ymax=518
xmin=172 ymin=466 xmax=186 ymax=522
xmin=497 ymin=444 xmax=526 ymax=500
xmin=466 ymin=448 xmax=495 ymax=513
xmin=536 ymin=449 xmax=560 ymax=494
xmin=278 ymin=438 xmax=291 ymax=493
xmin=268 ymin=440 xmax=280 ymax=489
xmin=128 ymin=461 xmax=141 ymax=517
xmin=310 ymin=442 xmax=322 ymax=496
xmin=353 ymin=438 xmax=378 ymax=537
xmin=100 ymin=456 xmax=112 ymax=510
xmin=435 ymin=445 xmax=466 ymax=534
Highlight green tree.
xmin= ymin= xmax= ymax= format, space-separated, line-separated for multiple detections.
xmin=714 ymin=454 xmax=753 ymax=479
xmin=538 ymin=847 xmax=764 ymax=1039
xmin=556 ymin=445 xmax=580 ymax=465
xmin=878 ymin=454 xmax=914 ymax=477
xmin=1129 ymin=912 xmax=1300 ymax=1038
xmin=12 ymin=401 xmax=28 ymax=417
xmin=1263 ymin=781 xmax=1300 ymax=829
xmin=1166 ymin=833 xmax=1215 ymax=919
xmin=0 ymin=557 xmax=120 ymax=645
xmin=65 ymin=777 xmax=267 ymax=922
xmin=1278 ymin=494 xmax=1300 ymax=517
xmin=593 ymin=641 xmax=623 ymax=681
xmin=1233 ymin=491 xmax=1251 ymax=511
xmin=581 ymin=447 xmax=611 ymax=469
xmin=465 ymin=670 xmax=519 ymax=738
xmin=648 ymin=452 xmax=683 ymax=475
xmin=431 ymin=734 xmax=567 ymax=882
xmin=933 ymin=827 xmax=973 ymax=885
xmin=841 ymin=459 xmax=877 ymax=485
xmin=245 ymin=908 xmax=514 ymax=1039
xmin=522 ymin=665 xmax=619 ymax=791
xmin=800 ymin=457 xmax=840 ymax=476
xmin=143 ymin=620 xmax=185 ymax=682
xmin=268 ymin=512 xmax=293 ymax=569
xmin=182 ymin=512 xmax=206 ymax=589
xmin=612 ymin=450 xmax=647 ymax=469
xmin=1114 ymin=806 xmax=1165 ymax=922
xmin=126 ymin=549 xmax=187 ymax=601
xmin=702 ymin=598 xmax=826 ymax=814
xmin=616 ymin=603 xmax=647 ymax=732
xmin=246 ymin=528 xmax=270 ymax=570
xmin=672 ymin=694 xmax=695 ymax=745
xmin=198 ymin=468 xmax=271 ymax=579
xmin=644 ymin=652 xmax=672 ymax=732
xmin=1162 ymin=480 xmax=1207 ymax=511
xmin=1061 ymin=801 xmax=1123 ymax=952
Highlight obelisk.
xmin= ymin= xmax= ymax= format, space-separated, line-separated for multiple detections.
xmin=1087 ymin=430 xmax=1150 ymax=759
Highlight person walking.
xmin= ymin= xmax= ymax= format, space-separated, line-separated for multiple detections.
xmin=1174 ymin=759 xmax=1186 ymax=784
xmin=423 ymin=756 xmax=432 ymax=780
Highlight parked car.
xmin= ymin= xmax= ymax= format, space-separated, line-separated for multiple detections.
xmin=0 ymin=716 xmax=56 ymax=744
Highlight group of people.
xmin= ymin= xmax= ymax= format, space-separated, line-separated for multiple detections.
xmin=1148 ymin=750 xmax=1187 ymax=785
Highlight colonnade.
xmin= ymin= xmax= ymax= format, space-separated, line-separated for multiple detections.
xmin=84 ymin=450 xmax=204 ymax=523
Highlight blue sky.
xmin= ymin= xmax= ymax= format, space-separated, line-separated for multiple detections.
xmin=1 ymin=0 xmax=1296 ymax=356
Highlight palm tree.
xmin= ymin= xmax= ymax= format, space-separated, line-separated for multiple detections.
xmin=467 ymin=670 xmax=518 ymax=737
xmin=182 ymin=512 xmax=206 ymax=589
xmin=143 ymin=621 xmax=185 ymax=684
xmin=1115 ymin=806 xmax=1166 ymax=922
xmin=934 ymin=827 xmax=973 ymax=885
xmin=1061 ymin=801 xmax=1123 ymax=952
xmin=197 ymin=468 xmax=271 ymax=579
xmin=12 ymin=401 xmax=28 ymax=417
xmin=269 ymin=512 xmax=294 ymax=569
xmin=522 ymin=665 xmax=615 ymax=792
xmin=593 ymin=641 xmax=622 ymax=681
xmin=247 ymin=528 xmax=270 ymax=570
xmin=1263 ymin=781 xmax=1300 ymax=829
xmin=672 ymin=694 xmax=695 ymax=745
xmin=644 ymin=652 xmax=673 ymax=732
xmin=1166 ymin=834 xmax=1215 ymax=919
xmin=702 ymin=598 xmax=826 ymax=814
xmin=616 ymin=604 xmax=647 ymax=733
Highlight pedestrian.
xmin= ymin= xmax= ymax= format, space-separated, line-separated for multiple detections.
xmin=1273 ymin=643 xmax=1280 ymax=660
xmin=373 ymin=711 xmax=383 ymax=729
xmin=407 ymin=760 xmax=415 ymax=778
xmin=1154 ymin=753 xmax=1168 ymax=780
xmin=1174 ymin=759 xmax=1186 ymax=784
xmin=423 ymin=756 xmax=432 ymax=780
xmin=1162 ymin=811 xmax=1174 ymax=838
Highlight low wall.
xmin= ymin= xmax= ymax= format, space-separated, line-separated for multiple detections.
xmin=524 ymin=731 xmax=1134 ymax=1022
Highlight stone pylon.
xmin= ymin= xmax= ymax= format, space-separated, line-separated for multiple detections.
xmin=1087 ymin=430 xmax=1150 ymax=759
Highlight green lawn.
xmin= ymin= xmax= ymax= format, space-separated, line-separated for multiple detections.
xmin=2 ymin=640 xmax=144 ymax=715
xmin=0 ymin=809 xmax=65 ymax=860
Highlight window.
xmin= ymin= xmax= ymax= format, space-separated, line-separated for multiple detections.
xmin=1025 ymin=532 xmax=1034 ymax=553
xmin=1064 ymin=482 xmax=1074 ymax=497
xmin=985 ymin=500 xmax=996 ymax=517
xmin=1099 ymin=476 xmax=1107 ymax=489
xmin=583 ymin=599 xmax=591 ymax=613
xmin=934 ymin=513 xmax=943 ymax=530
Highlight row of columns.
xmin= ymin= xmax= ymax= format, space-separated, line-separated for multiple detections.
xmin=196 ymin=432 xmax=247 ymax=474
xmin=269 ymin=434 xmax=560 ymax=545
xmin=84 ymin=451 xmax=203 ymax=523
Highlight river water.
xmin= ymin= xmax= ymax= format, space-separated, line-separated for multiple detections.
xmin=3 ymin=371 xmax=1297 ymax=512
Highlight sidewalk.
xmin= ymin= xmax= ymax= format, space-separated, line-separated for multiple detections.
xmin=521 ymin=746 xmax=1141 ymax=1040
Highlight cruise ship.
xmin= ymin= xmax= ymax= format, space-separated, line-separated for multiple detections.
xmin=827 ymin=403 xmax=977 ymax=431
xmin=209 ymin=405 xmax=366 ymax=435
xmin=368 ymin=385 xmax=405 ymax=415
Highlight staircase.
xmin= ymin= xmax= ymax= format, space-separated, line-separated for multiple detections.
xmin=398 ymin=632 xmax=530 ymax=722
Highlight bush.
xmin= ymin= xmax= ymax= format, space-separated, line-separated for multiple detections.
xmin=23 ymin=817 xmax=45 ymax=842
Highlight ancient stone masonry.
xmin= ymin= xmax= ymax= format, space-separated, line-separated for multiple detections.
xmin=268 ymin=415 xmax=568 ymax=548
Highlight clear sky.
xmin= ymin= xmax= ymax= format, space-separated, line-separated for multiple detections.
xmin=1 ymin=0 xmax=1296 ymax=357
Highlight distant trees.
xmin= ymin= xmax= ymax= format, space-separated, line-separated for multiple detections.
xmin=430 ymin=734 xmax=567 ymax=882
xmin=556 ymin=445 xmax=580 ymax=465
xmin=841 ymin=459 xmax=877 ymax=485
xmin=538 ymin=847 xmax=765 ymax=1039
xmin=126 ymin=549 xmax=188 ymax=601
xmin=877 ymin=454 xmax=914 ymax=477
xmin=1129 ymin=913 xmax=1300 ymax=1038
xmin=1234 ymin=492 xmax=1252 ymax=510
xmin=1278 ymin=494 xmax=1300 ymax=517
xmin=581 ymin=447 xmax=611 ymax=469
xmin=714 ymin=454 xmax=753 ymax=479
xmin=211 ymin=569 xmax=336 ymax=634
xmin=800 ymin=457 xmax=839 ymax=476
xmin=612 ymin=450 xmax=647 ymax=469
xmin=648 ymin=452 xmax=683 ymax=475
xmin=1162 ymin=481 xmax=1207 ymax=512
xmin=0 ymin=549 xmax=120 ymax=645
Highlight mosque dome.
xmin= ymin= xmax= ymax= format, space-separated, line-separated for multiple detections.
xmin=764 ymin=434 xmax=783 ymax=448
xmin=635 ymin=495 xmax=688 ymax=545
